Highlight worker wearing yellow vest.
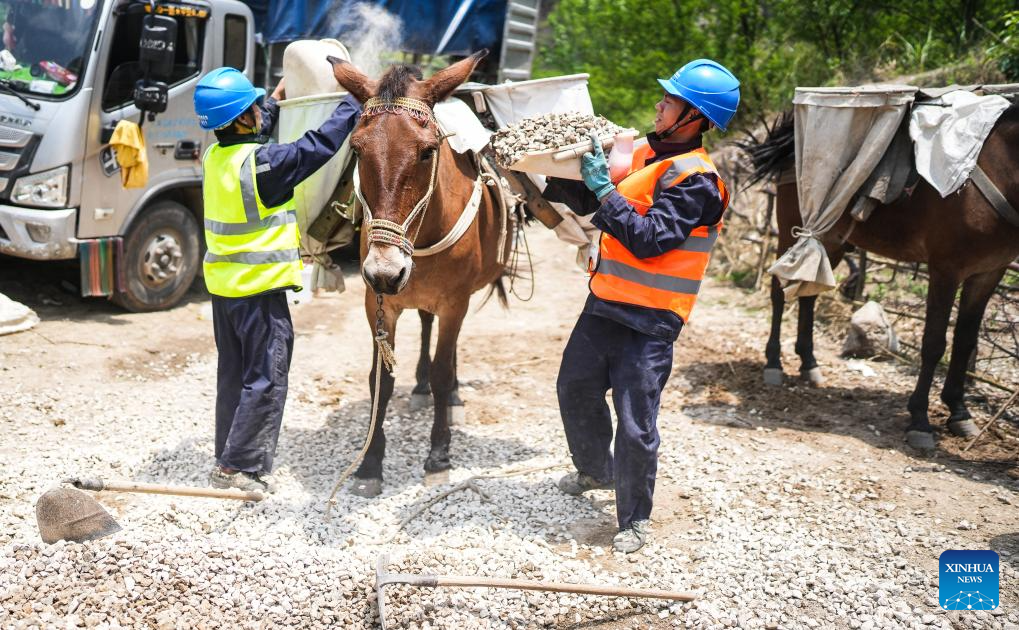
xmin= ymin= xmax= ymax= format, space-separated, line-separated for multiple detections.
xmin=547 ymin=59 xmax=739 ymax=553
xmin=194 ymin=68 xmax=360 ymax=493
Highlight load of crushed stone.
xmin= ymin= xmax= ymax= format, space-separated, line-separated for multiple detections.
xmin=491 ymin=112 xmax=624 ymax=167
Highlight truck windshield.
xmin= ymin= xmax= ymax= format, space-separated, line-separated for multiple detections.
xmin=0 ymin=0 xmax=100 ymax=98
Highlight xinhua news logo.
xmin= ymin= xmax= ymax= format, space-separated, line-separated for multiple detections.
xmin=939 ymin=550 xmax=999 ymax=611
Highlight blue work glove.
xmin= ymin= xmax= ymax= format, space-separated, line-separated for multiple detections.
xmin=580 ymin=132 xmax=615 ymax=201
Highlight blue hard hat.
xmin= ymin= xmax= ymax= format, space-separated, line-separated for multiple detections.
xmin=194 ymin=67 xmax=266 ymax=130
xmin=658 ymin=59 xmax=740 ymax=131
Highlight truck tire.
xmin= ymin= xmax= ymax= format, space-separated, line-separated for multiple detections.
xmin=113 ymin=201 xmax=200 ymax=312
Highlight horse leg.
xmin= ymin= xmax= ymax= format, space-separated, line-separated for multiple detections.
xmin=763 ymin=275 xmax=786 ymax=385
xmin=410 ymin=310 xmax=433 ymax=413
xmin=448 ymin=348 xmax=465 ymax=425
xmin=424 ymin=301 xmax=468 ymax=473
xmin=795 ymin=246 xmax=846 ymax=386
xmin=795 ymin=295 xmax=824 ymax=386
xmin=351 ymin=301 xmax=400 ymax=498
xmin=940 ymin=267 xmax=1006 ymax=437
xmin=905 ymin=270 xmax=960 ymax=450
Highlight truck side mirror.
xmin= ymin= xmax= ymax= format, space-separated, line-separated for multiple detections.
xmin=133 ymin=12 xmax=175 ymax=114
xmin=139 ymin=13 xmax=177 ymax=81
xmin=133 ymin=79 xmax=168 ymax=114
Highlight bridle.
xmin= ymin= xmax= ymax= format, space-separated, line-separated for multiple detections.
xmin=354 ymin=96 xmax=449 ymax=257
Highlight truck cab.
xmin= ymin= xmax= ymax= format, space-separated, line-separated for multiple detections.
xmin=0 ymin=0 xmax=255 ymax=310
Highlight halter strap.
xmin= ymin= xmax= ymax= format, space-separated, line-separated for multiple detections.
xmin=362 ymin=96 xmax=435 ymax=123
xmin=354 ymin=96 xmax=444 ymax=257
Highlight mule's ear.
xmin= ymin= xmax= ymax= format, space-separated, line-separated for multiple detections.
xmin=422 ymin=49 xmax=488 ymax=106
xmin=328 ymin=56 xmax=377 ymax=104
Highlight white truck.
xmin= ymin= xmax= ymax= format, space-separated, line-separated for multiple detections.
xmin=0 ymin=0 xmax=260 ymax=310
xmin=0 ymin=0 xmax=543 ymax=311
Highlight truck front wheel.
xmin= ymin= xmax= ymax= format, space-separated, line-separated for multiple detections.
xmin=113 ymin=201 xmax=200 ymax=312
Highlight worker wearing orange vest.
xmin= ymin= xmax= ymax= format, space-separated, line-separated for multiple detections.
xmin=549 ymin=60 xmax=740 ymax=553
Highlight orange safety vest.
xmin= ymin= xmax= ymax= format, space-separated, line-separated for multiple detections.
xmin=590 ymin=144 xmax=729 ymax=322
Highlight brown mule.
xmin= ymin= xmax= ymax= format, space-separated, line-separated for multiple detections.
xmin=329 ymin=51 xmax=510 ymax=496
xmin=749 ymin=105 xmax=1019 ymax=450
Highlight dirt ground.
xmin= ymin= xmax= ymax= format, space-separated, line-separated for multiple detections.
xmin=1 ymin=226 xmax=1017 ymax=629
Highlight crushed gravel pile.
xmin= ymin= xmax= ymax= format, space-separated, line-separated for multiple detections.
xmin=491 ymin=112 xmax=623 ymax=167
xmin=1 ymin=230 xmax=1017 ymax=629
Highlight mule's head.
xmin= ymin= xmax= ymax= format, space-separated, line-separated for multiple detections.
xmin=328 ymin=51 xmax=487 ymax=295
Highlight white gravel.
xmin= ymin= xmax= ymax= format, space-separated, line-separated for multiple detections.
xmin=1 ymin=229 xmax=1017 ymax=629
xmin=491 ymin=112 xmax=624 ymax=167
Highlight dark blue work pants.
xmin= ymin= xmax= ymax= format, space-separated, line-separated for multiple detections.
xmin=212 ymin=292 xmax=294 ymax=473
xmin=557 ymin=313 xmax=674 ymax=528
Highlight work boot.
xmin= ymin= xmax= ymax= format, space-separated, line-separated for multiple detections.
xmin=557 ymin=471 xmax=612 ymax=496
xmin=209 ymin=467 xmax=275 ymax=494
xmin=613 ymin=520 xmax=650 ymax=554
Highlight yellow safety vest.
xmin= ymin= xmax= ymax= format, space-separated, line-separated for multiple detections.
xmin=202 ymin=143 xmax=302 ymax=298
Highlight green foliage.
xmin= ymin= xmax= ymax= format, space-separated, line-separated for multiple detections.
xmin=988 ymin=11 xmax=1019 ymax=79
xmin=728 ymin=268 xmax=754 ymax=288
xmin=536 ymin=0 xmax=1013 ymax=130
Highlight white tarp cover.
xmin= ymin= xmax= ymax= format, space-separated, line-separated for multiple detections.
xmin=481 ymin=74 xmax=594 ymax=129
xmin=769 ymin=85 xmax=916 ymax=298
xmin=909 ymin=90 xmax=1012 ymax=197
xmin=278 ymin=93 xmax=355 ymax=294
xmin=481 ymin=74 xmax=603 ymax=269
xmin=434 ymin=98 xmax=492 ymax=154
xmin=278 ymin=93 xmax=355 ymax=247
xmin=0 ymin=292 xmax=38 ymax=336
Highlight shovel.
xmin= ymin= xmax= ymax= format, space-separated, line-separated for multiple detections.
xmin=67 ymin=477 xmax=265 ymax=502
xmin=35 ymin=478 xmax=264 ymax=544
xmin=374 ymin=553 xmax=696 ymax=629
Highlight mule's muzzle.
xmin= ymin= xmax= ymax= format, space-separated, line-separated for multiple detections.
xmin=363 ymin=265 xmax=409 ymax=295
xmin=362 ymin=245 xmax=412 ymax=295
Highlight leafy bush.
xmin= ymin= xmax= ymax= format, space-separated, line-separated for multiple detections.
xmin=536 ymin=0 xmax=1014 ymax=131
xmin=988 ymin=11 xmax=1019 ymax=79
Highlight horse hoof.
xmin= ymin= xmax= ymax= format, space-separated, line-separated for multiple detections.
xmin=410 ymin=392 xmax=431 ymax=413
xmin=350 ymin=477 xmax=382 ymax=498
xmin=448 ymin=404 xmax=465 ymax=426
xmin=424 ymin=469 xmax=450 ymax=486
xmin=948 ymin=419 xmax=978 ymax=438
xmin=905 ymin=430 xmax=936 ymax=451
xmin=763 ymin=368 xmax=784 ymax=386
xmin=800 ymin=367 xmax=824 ymax=386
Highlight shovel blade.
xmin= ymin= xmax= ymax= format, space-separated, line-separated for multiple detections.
xmin=36 ymin=487 xmax=122 ymax=544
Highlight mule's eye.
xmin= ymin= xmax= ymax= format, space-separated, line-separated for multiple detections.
xmin=420 ymin=148 xmax=435 ymax=162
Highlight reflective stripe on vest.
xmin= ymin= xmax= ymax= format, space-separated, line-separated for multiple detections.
xmin=202 ymin=142 xmax=302 ymax=298
xmin=590 ymin=147 xmax=728 ymax=322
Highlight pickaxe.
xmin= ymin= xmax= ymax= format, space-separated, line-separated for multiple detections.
xmin=374 ymin=553 xmax=697 ymax=629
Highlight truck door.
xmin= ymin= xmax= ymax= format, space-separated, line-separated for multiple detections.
xmin=80 ymin=2 xmax=211 ymax=242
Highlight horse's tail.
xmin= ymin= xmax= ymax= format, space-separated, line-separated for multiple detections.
xmin=736 ymin=110 xmax=795 ymax=190
xmin=480 ymin=274 xmax=510 ymax=309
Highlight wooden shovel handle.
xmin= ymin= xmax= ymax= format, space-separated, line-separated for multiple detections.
xmin=551 ymin=136 xmax=615 ymax=163
xmin=434 ymin=576 xmax=697 ymax=601
xmin=67 ymin=478 xmax=265 ymax=502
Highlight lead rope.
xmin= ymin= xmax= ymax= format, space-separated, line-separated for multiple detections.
xmin=326 ymin=293 xmax=392 ymax=515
